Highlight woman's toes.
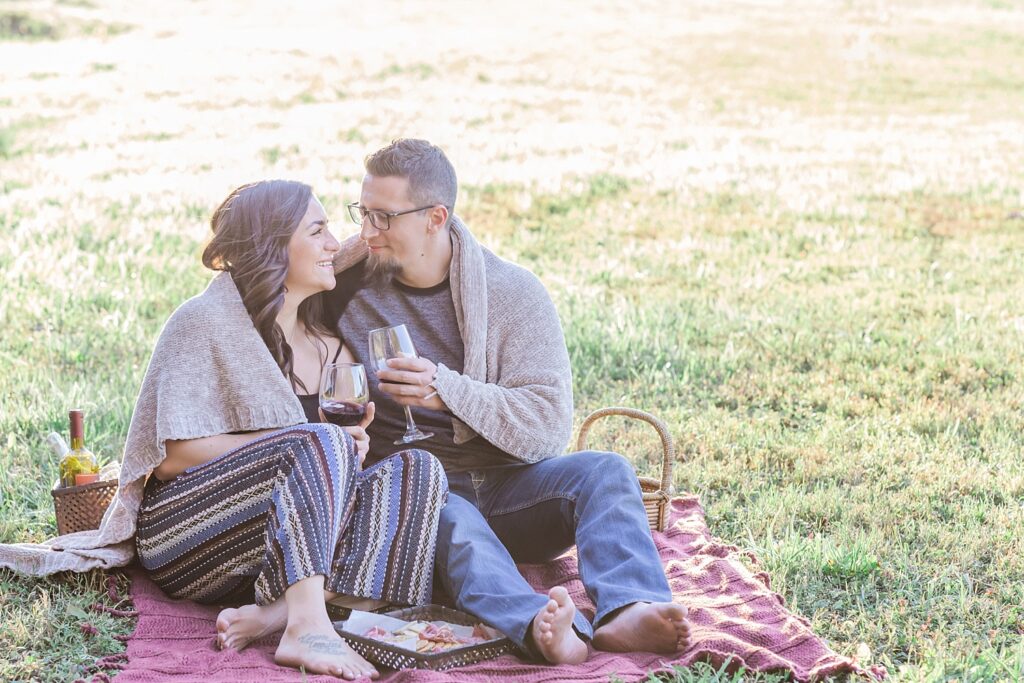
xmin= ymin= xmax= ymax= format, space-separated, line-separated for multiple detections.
xmin=215 ymin=608 xmax=235 ymax=629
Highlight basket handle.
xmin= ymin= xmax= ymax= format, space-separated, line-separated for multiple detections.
xmin=575 ymin=407 xmax=675 ymax=495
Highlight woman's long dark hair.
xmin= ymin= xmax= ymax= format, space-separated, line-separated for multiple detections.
xmin=202 ymin=180 xmax=335 ymax=393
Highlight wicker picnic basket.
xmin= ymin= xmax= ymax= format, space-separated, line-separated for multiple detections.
xmin=336 ymin=604 xmax=516 ymax=671
xmin=576 ymin=407 xmax=675 ymax=532
xmin=50 ymin=479 xmax=117 ymax=536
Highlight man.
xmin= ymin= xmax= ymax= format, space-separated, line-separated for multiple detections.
xmin=327 ymin=139 xmax=688 ymax=664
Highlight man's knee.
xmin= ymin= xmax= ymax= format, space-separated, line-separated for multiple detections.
xmin=580 ymin=450 xmax=640 ymax=492
xmin=437 ymin=493 xmax=487 ymax=545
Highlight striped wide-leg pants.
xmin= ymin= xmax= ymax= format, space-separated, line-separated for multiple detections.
xmin=135 ymin=423 xmax=447 ymax=607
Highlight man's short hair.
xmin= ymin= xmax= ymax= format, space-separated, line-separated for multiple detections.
xmin=364 ymin=139 xmax=457 ymax=223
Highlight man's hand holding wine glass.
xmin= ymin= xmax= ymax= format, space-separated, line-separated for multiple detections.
xmin=376 ymin=356 xmax=446 ymax=412
xmin=368 ymin=324 xmax=435 ymax=444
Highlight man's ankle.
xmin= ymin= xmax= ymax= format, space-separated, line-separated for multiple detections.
xmin=596 ymin=601 xmax=644 ymax=630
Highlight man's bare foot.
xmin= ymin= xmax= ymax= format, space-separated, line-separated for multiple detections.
xmin=530 ymin=586 xmax=589 ymax=665
xmin=275 ymin=621 xmax=378 ymax=680
xmin=592 ymin=601 xmax=689 ymax=654
xmin=216 ymin=600 xmax=288 ymax=651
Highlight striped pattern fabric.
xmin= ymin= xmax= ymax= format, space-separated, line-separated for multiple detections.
xmin=136 ymin=424 xmax=447 ymax=607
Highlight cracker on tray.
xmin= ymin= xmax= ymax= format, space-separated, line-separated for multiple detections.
xmin=348 ymin=611 xmax=501 ymax=653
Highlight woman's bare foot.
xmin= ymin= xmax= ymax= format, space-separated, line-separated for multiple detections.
xmin=275 ymin=621 xmax=378 ymax=680
xmin=216 ymin=600 xmax=288 ymax=651
xmin=592 ymin=601 xmax=689 ymax=654
xmin=530 ymin=586 xmax=589 ymax=665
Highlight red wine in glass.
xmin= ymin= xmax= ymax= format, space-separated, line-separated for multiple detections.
xmin=320 ymin=363 xmax=369 ymax=427
xmin=320 ymin=400 xmax=367 ymax=427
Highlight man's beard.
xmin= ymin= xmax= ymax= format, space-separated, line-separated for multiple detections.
xmin=365 ymin=252 xmax=403 ymax=287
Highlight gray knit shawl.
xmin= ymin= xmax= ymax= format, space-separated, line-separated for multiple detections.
xmin=0 ymin=272 xmax=305 ymax=575
xmin=333 ymin=215 xmax=574 ymax=462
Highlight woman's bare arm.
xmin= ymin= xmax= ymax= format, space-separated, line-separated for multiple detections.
xmin=155 ymin=431 xmax=279 ymax=481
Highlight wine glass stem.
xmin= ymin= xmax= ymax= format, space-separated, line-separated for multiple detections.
xmin=403 ymin=406 xmax=418 ymax=433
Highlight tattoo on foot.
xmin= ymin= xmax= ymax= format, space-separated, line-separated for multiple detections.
xmin=297 ymin=633 xmax=348 ymax=655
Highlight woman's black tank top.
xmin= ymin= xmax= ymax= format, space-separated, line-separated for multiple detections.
xmin=296 ymin=342 xmax=344 ymax=423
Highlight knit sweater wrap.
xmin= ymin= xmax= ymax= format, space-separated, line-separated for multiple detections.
xmin=332 ymin=215 xmax=574 ymax=463
xmin=0 ymin=272 xmax=306 ymax=575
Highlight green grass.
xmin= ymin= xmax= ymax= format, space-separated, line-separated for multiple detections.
xmin=373 ymin=62 xmax=438 ymax=81
xmin=0 ymin=116 xmax=60 ymax=160
xmin=2 ymin=0 xmax=1024 ymax=681
xmin=0 ymin=9 xmax=132 ymax=42
xmin=0 ymin=572 xmax=133 ymax=681
xmin=261 ymin=144 xmax=301 ymax=165
xmin=0 ymin=12 xmax=58 ymax=41
xmin=3 ymin=177 xmax=1022 ymax=681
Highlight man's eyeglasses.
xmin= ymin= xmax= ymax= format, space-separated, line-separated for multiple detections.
xmin=346 ymin=203 xmax=436 ymax=232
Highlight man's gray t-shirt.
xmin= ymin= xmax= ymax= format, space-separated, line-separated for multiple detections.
xmin=326 ymin=261 xmax=518 ymax=472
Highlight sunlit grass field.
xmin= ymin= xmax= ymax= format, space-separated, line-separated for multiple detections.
xmin=2 ymin=1 xmax=1024 ymax=681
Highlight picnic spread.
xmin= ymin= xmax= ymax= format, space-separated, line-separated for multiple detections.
xmin=102 ymin=496 xmax=886 ymax=682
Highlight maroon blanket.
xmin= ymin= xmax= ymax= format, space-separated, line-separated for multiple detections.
xmin=110 ymin=496 xmax=885 ymax=682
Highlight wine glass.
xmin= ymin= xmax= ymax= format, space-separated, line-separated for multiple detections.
xmin=319 ymin=363 xmax=369 ymax=427
xmin=368 ymin=324 xmax=434 ymax=444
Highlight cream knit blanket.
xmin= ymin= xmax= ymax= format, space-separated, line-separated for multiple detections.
xmin=0 ymin=272 xmax=305 ymax=575
xmin=333 ymin=215 xmax=574 ymax=461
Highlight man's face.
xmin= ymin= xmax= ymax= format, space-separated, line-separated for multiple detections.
xmin=359 ymin=174 xmax=431 ymax=278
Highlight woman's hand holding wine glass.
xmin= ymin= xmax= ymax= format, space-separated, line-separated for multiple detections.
xmin=319 ymin=362 xmax=374 ymax=465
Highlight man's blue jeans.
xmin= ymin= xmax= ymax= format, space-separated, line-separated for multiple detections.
xmin=433 ymin=450 xmax=672 ymax=657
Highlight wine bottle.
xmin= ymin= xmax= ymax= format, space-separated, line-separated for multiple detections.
xmin=59 ymin=409 xmax=99 ymax=487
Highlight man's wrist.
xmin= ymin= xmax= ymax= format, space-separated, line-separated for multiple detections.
xmin=424 ymin=365 xmax=439 ymax=399
xmin=431 ymin=364 xmax=459 ymax=412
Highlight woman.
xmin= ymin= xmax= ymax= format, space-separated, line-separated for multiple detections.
xmin=132 ymin=180 xmax=448 ymax=680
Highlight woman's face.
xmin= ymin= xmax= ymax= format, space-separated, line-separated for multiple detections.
xmin=283 ymin=196 xmax=340 ymax=299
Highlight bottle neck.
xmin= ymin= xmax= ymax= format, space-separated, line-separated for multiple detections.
xmin=69 ymin=410 xmax=85 ymax=449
